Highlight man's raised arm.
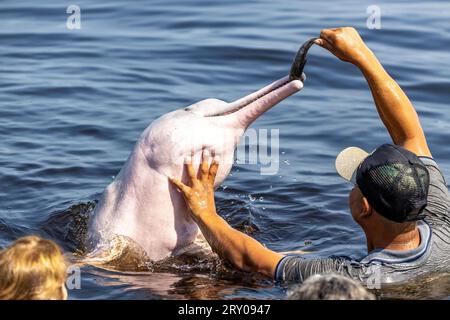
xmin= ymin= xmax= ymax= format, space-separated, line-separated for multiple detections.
xmin=315 ymin=27 xmax=431 ymax=157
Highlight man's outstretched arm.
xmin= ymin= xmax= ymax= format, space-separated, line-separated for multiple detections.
xmin=169 ymin=151 xmax=283 ymax=279
xmin=316 ymin=27 xmax=431 ymax=157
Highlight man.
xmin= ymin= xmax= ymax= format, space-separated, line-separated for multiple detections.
xmin=169 ymin=27 xmax=450 ymax=286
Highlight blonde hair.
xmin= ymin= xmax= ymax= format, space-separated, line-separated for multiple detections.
xmin=0 ymin=236 xmax=67 ymax=300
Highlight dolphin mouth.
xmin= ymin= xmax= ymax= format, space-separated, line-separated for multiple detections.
xmin=196 ymin=38 xmax=316 ymax=123
xmin=211 ymin=38 xmax=316 ymax=118
xmin=223 ymin=77 xmax=301 ymax=115
xmin=209 ymin=76 xmax=303 ymax=118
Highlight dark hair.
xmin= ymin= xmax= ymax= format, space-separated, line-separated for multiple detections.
xmin=287 ymin=274 xmax=375 ymax=300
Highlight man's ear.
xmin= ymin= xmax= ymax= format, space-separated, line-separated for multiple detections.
xmin=360 ymin=197 xmax=372 ymax=218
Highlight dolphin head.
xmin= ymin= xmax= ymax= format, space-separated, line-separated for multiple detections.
xmin=186 ymin=75 xmax=304 ymax=130
xmin=139 ymin=75 xmax=304 ymax=189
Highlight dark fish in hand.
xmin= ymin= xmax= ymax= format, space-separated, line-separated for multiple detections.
xmin=289 ymin=37 xmax=318 ymax=81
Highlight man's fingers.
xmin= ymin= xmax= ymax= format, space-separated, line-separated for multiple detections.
xmin=208 ymin=157 xmax=220 ymax=183
xmin=169 ymin=176 xmax=190 ymax=194
xmin=314 ymin=38 xmax=324 ymax=46
xmin=323 ymin=41 xmax=334 ymax=51
xmin=184 ymin=157 xmax=197 ymax=183
xmin=200 ymin=149 xmax=210 ymax=181
xmin=319 ymin=29 xmax=331 ymax=40
xmin=315 ymin=38 xmax=334 ymax=52
xmin=320 ymin=29 xmax=336 ymax=43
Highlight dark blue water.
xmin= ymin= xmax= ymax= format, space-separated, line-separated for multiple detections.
xmin=1 ymin=0 xmax=450 ymax=299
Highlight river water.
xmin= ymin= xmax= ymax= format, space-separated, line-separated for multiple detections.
xmin=1 ymin=0 xmax=450 ymax=299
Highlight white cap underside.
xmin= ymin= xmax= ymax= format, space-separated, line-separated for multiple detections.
xmin=335 ymin=147 xmax=369 ymax=183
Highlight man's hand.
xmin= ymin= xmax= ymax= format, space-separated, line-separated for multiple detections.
xmin=315 ymin=27 xmax=373 ymax=66
xmin=169 ymin=150 xmax=219 ymax=221
xmin=169 ymin=150 xmax=283 ymax=279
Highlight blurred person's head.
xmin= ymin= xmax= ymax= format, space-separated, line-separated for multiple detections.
xmin=287 ymin=274 xmax=375 ymax=300
xmin=0 ymin=236 xmax=68 ymax=300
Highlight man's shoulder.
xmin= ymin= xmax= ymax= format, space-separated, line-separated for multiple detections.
xmin=419 ymin=156 xmax=447 ymax=185
xmin=419 ymin=156 xmax=444 ymax=172
xmin=417 ymin=156 xmax=450 ymax=225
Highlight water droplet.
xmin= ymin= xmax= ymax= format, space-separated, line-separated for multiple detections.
xmin=248 ymin=194 xmax=256 ymax=202
xmin=259 ymin=196 xmax=264 ymax=201
xmin=262 ymin=207 xmax=266 ymax=210
xmin=284 ymin=159 xmax=290 ymax=165
xmin=281 ymin=151 xmax=286 ymax=155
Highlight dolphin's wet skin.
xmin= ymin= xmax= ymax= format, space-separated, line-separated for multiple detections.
xmin=87 ymin=78 xmax=303 ymax=263
xmin=86 ymin=37 xmax=306 ymax=264
xmin=2 ymin=0 xmax=450 ymax=300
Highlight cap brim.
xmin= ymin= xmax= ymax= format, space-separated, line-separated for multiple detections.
xmin=335 ymin=147 xmax=369 ymax=183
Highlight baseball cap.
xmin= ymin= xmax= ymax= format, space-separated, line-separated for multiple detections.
xmin=335 ymin=144 xmax=430 ymax=223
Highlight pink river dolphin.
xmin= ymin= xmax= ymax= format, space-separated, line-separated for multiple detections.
xmin=88 ymin=74 xmax=304 ymax=263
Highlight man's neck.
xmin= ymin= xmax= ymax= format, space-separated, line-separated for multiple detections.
xmin=366 ymin=227 xmax=421 ymax=252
